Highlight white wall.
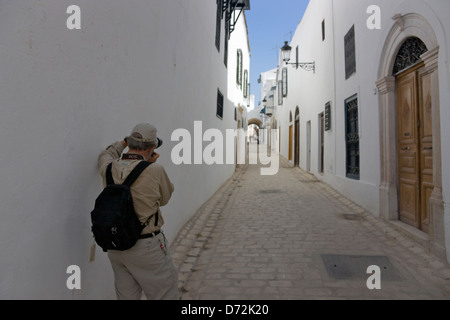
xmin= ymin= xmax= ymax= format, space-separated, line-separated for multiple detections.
xmin=227 ymin=11 xmax=251 ymax=162
xmin=0 ymin=0 xmax=236 ymax=299
xmin=260 ymin=68 xmax=277 ymax=103
xmin=228 ymin=12 xmax=251 ymax=111
xmin=227 ymin=11 xmax=250 ymax=164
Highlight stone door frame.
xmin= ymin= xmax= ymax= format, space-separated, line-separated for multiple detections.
xmin=376 ymin=13 xmax=445 ymax=257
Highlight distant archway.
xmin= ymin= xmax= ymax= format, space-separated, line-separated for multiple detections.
xmin=247 ymin=118 xmax=262 ymax=144
xmin=248 ymin=118 xmax=262 ymax=128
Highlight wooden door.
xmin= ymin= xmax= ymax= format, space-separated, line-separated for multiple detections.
xmin=418 ymin=67 xmax=433 ymax=233
xmin=396 ymin=63 xmax=432 ymax=232
xmin=289 ymin=125 xmax=293 ymax=161
xmin=279 ymin=126 xmax=281 ymax=153
xmin=294 ymin=120 xmax=300 ymax=166
xmin=306 ymin=121 xmax=311 ymax=172
xmin=319 ymin=112 xmax=325 ymax=173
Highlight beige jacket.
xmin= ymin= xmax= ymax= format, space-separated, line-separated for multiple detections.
xmin=98 ymin=141 xmax=174 ymax=234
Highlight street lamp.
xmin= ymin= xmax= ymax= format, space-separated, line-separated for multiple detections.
xmin=281 ymin=41 xmax=315 ymax=73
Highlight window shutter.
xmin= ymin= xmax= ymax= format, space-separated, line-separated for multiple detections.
xmin=236 ymin=49 xmax=243 ymax=87
xmin=278 ymin=81 xmax=283 ymax=106
xmin=282 ymin=67 xmax=288 ymax=97
xmin=215 ymin=0 xmax=222 ymax=51
xmin=344 ymin=25 xmax=356 ymax=79
xmin=216 ymin=89 xmax=224 ymax=119
xmin=243 ymin=70 xmax=248 ymax=98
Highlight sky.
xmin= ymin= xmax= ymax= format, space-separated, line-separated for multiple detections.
xmin=245 ymin=0 xmax=310 ymax=105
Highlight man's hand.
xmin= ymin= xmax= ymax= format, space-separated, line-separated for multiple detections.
xmin=121 ymin=139 xmax=128 ymax=148
xmin=148 ymin=152 xmax=160 ymax=163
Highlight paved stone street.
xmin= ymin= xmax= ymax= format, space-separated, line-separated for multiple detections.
xmin=170 ymin=144 xmax=450 ymax=300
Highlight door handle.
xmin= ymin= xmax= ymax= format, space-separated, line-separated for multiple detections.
xmin=423 ymin=147 xmax=433 ymax=150
xmin=401 ymin=147 xmax=410 ymax=150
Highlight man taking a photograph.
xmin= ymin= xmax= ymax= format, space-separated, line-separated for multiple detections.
xmin=97 ymin=123 xmax=180 ymax=300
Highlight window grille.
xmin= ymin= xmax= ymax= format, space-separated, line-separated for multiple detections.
xmin=217 ymin=89 xmax=224 ymax=119
xmin=344 ymin=25 xmax=356 ymax=79
xmin=393 ymin=37 xmax=428 ymax=75
xmin=325 ymin=102 xmax=331 ymax=131
xmin=345 ymin=95 xmax=360 ymax=180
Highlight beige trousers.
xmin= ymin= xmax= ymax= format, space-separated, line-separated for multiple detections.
xmin=107 ymin=232 xmax=180 ymax=300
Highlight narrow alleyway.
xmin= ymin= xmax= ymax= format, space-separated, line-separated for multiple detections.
xmin=170 ymin=143 xmax=450 ymax=300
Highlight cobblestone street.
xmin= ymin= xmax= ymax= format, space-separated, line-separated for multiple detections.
xmin=171 ymin=144 xmax=450 ymax=300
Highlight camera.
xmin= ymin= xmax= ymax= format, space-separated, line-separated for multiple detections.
xmin=156 ymin=138 xmax=163 ymax=149
xmin=151 ymin=138 xmax=163 ymax=158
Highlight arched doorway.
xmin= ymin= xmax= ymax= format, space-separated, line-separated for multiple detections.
xmin=247 ymin=118 xmax=262 ymax=165
xmin=248 ymin=118 xmax=262 ymax=143
xmin=294 ymin=107 xmax=300 ymax=167
xmin=376 ymin=13 xmax=444 ymax=253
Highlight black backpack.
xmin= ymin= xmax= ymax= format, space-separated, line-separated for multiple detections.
xmin=91 ymin=161 xmax=158 ymax=252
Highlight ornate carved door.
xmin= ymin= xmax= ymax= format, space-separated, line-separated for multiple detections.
xmin=418 ymin=66 xmax=433 ymax=233
xmin=396 ymin=63 xmax=433 ymax=233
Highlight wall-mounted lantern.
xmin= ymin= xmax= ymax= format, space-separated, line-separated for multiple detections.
xmin=281 ymin=41 xmax=315 ymax=73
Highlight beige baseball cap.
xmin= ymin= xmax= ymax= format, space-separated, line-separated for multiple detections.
xmin=130 ymin=123 xmax=162 ymax=148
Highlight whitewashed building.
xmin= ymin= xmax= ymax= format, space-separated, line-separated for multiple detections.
xmin=0 ymin=0 xmax=250 ymax=299
xmin=275 ymin=0 xmax=450 ymax=262
xmin=249 ymin=68 xmax=277 ymax=131
xmin=227 ymin=9 xmax=251 ymax=165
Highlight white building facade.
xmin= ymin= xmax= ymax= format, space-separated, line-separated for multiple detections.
xmin=0 ymin=0 xmax=249 ymax=299
xmin=227 ymin=10 xmax=251 ymax=164
xmin=276 ymin=0 xmax=450 ymax=262
xmin=250 ymin=68 xmax=277 ymax=130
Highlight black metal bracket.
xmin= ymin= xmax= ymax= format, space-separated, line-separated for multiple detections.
xmin=286 ymin=61 xmax=316 ymax=73
xmin=222 ymin=0 xmax=249 ymax=39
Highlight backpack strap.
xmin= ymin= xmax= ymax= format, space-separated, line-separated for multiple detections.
xmin=142 ymin=211 xmax=159 ymax=228
xmin=106 ymin=163 xmax=115 ymax=186
xmin=122 ymin=161 xmax=152 ymax=187
xmin=109 ymin=161 xmax=156 ymax=227
xmin=124 ymin=161 xmax=158 ymax=227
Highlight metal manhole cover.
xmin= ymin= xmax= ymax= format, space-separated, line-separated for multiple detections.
xmin=321 ymin=254 xmax=403 ymax=281
xmin=259 ymin=189 xmax=283 ymax=194
xmin=340 ymin=214 xmax=365 ymax=221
